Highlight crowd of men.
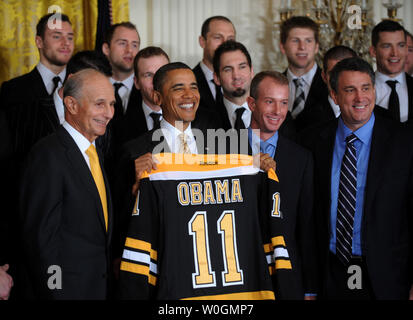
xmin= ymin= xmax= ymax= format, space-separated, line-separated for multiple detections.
xmin=0 ymin=11 xmax=413 ymax=300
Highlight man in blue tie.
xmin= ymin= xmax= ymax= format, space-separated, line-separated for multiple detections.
xmin=300 ymin=57 xmax=413 ymax=300
xmin=247 ymin=71 xmax=318 ymax=299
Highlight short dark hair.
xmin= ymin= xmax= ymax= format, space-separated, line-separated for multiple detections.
xmin=250 ymin=71 xmax=288 ymax=99
xmin=104 ymin=22 xmax=139 ymax=45
xmin=323 ymin=45 xmax=358 ymax=72
xmin=36 ymin=13 xmax=71 ymax=38
xmin=280 ymin=16 xmax=319 ymax=44
xmin=66 ymin=50 xmax=112 ymax=77
xmin=371 ymin=19 xmax=406 ymax=47
xmin=133 ymin=46 xmax=170 ymax=77
xmin=213 ymin=40 xmax=252 ymax=76
xmin=153 ymin=62 xmax=192 ymax=92
xmin=201 ymin=16 xmax=234 ymax=39
xmin=329 ymin=57 xmax=375 ymax=93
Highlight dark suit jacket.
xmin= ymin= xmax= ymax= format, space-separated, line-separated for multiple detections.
xmin=193 ymin=62 xmax=217 ymax=112
xmin=0 ymin=67 xmax=48 ymax=111
xmin=19 ymin=126 xmax=114 ymax=299
xmin=298 ymin=112 xmax=413 ymax=299
xmin=244 ymin=134 xmax=317 ymax=298
xmin=284 ymin=66 xmax=330 ymax=132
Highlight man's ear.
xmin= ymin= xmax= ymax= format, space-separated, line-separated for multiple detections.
xmin=35 ymin=36 xmax=43 ymax=50
xmin=213 ymin=72 xmax=221 ymax=86
xmin=64 ymin=96 xmax=79 ymax=115
xmin=152 ymin=90 xmax=162 ymax=106
xmin=330 ymin=89 xmax=339 ymax=106
xmin=102 ymin=42 xmax=110 ymax=56
xmin=134 ymin=76 xmax=140 ymax=90
xmin=321 ymin=70 xmax=327 ymax=84
xmin=199 ymin=35 xmax=206 ymax=49
xmin=246 ymin=96 xmax=256 ymax=112
xmin=279 ymin=42 xmax=286 ymax=55
xmin=369 ymin=45 xmax=377 ymax=59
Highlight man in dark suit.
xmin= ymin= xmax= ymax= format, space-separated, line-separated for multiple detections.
xmin=246 ymin=71 xmax=317 ymax=299
xmin=19 ymin=69 xmax=115 ymax=299
xmin=0 ymin=13 xmax=74 ymax=111
xmin=193 ymin=16 xmax=236 ymax=112
xmin=316 ymin=45 xmax=359 ymax=123
xmin=369 ymin=20 xmax=413 ymax=123
xmin=112 ymin=62 xmax=214 ymax=265
xmin=102 ymin=22 xmax=141 ymax=121
xmin=300 ymin=57 xmax=413 ymax=300
xmin=279 ymin=16 xmax=329 ymax=132
xmin=115 ymin=46 xmax=169 ymax=146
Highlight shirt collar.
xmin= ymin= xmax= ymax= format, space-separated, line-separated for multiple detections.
xmin=110 ymin=73 xmax=135 ymax=91
xmin=200 ymin=61 xmax=214 ymax=82
xmin=36 ymin=62 xmax=66 ymax=93
xmin=247 ymin=127 xmax=278 ymax=155
xmin=337 ymin=112 xmax=375 ymax=145
xmin=375 ymin=71 xmax=406 ymax=86
xmin=142 ymin=100 xmax=162 ymax=119
xmin=62 ymin=121 xmax=95 ymax=153
xmin=287 ymin=63 xmax=318 ymax=86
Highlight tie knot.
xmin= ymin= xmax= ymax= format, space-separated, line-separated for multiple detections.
xmin=86 ymin=144 xmax=98 ymax=159
xmin=150 ymin=112 xmax=162 ymax=128
xmin=235 ymin=107 xmax=246 ymax=118
xmin=346 ymin=134 xmax=358 ymax=145
xmin=114 ymin=82 xmax=123 ymax=91
xmin=293 ymin=78 xmax=303 ymax=88
xmin=53 ymin=76 xmax=61 ymax=86
xmin=386 ymin=80 xmax=398 ymax=90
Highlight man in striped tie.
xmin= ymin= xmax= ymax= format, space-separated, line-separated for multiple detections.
xmin=299 ymin=57 xmax=413 ymax=300
xmin=19 ymin=69 xmax=116 ymax=299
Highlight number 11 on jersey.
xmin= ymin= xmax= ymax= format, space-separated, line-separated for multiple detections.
xmin=189 ymin=210 xmax=244 ymax=289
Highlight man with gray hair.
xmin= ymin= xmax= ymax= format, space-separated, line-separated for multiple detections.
xmin=19 ymin=69 xmax=115 ymax=299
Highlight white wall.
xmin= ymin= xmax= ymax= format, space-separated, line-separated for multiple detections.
xmin=129 ymin=0 xmax=413 ymax=73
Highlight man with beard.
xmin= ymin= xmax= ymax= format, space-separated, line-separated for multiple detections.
xmin=370 ymin=20 xmax=413 ymax=123
xmin=102 ymin=22 xmax=141 ymax=121
xmin=212 ymin=40 xmax=254 ymax=130
xmin=0 ymin=13 xmax=74 ymax=111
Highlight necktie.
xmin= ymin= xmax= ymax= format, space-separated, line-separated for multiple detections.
xmin=85 ymin=144 xmax=108 ymax=231
xmin=150 ymin=112 xmax=162 ymax=130
xmin=386 ymin=80 xmax=400 ymax=122
xmin=51 ymin=76 xmax=61 ymax=95
xmin=234 ymin=107 xmax=246 ymax=130
xmin=292 ymin=78 xmax=305 ymax=119
xmin=336 ymin=134 xmax=358 ymax=265
xmin=212 ymin=79 xmax=223 ymax=102
xmin=113 ymin=82 xmax=124 ymax=119
xmin=178 ymin=133 xmax=191 ymax=154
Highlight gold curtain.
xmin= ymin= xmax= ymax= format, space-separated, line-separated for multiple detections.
xmin=0 ymin=0 xmax=129 ymax=85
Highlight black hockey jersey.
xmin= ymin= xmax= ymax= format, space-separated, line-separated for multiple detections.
xmin=119 ymin=153 xmax=292 ymax=300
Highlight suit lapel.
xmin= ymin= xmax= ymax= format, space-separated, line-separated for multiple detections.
xmin=362 ymin=116 xmax=392 ymax=235
xmin=406 ymin=73 xmax=413 ymax=121
xmin=57 ymin=127 xmax=109 ymax=234
xmin=30 ymin=67 xmax=49 ymax=98
xmin=194 ymin=63 xmax=215 ymax=110
xmin=39 ymin=96 xmax=60 ymax=131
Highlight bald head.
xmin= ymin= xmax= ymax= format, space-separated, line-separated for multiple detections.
xmin=63 ymin=69 xmax=115 ymax=142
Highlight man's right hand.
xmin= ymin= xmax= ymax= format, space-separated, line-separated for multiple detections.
xmin=131 ymin=153 xmax=158 ymax=196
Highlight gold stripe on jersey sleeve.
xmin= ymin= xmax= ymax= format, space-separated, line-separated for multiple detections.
xmin=120 ymin=261 xmax=157 ymax=286
xmin=271 ymin=236 xmax=286 ymax=247
xmin=125 ymin=237 xmax=157 ymax=261
xmin=275 ymin=259 xmax=292 ymax=270
xmin=181 ymin=290 xmax=275 ymax=300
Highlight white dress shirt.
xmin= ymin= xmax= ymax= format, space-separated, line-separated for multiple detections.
xmin=53 ymin=89 xmax=65 ymax=125
xmin=223 ymin=97 xmax=252 ymax=129
xmin=286 ymin=63 xmax=318 ymax=112
xmin=62 ymin=121 xmax=95 ymax=170
xmin=160 ymin=119 xmax=198 ymax=154
xmin=375 ymin=71 xmax=409 ymax=122
xmin=142 ymin=101 xmax=162 ymax=131
xmin=328 ymin=95 xmax=341 ymax=118
xmin=36 ymin=62 xmax=66 ymax=95
xmin=200 ymin=61 xmax=217 ymax=99
xmin=110 ymin=73 xmax=134 ymax=113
